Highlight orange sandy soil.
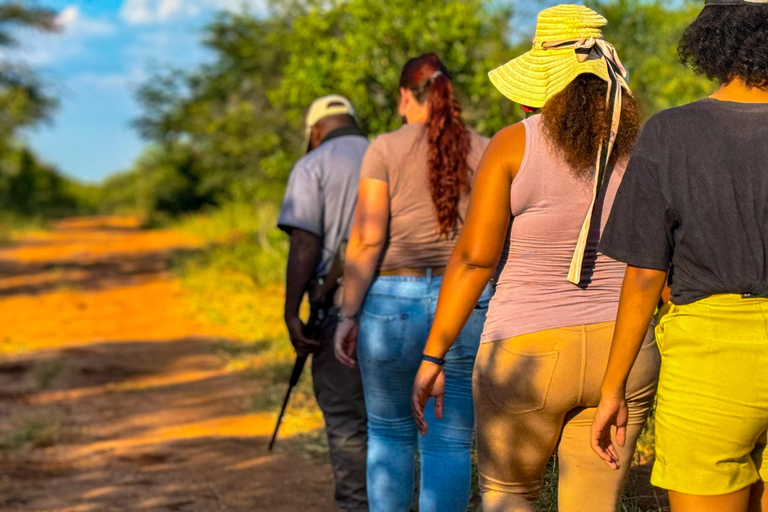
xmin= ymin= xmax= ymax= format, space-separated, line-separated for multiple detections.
xmin=0 ymin=217 xmax=336 ymax=512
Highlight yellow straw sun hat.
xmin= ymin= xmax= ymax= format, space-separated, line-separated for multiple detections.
xmin=491 ymin=4 xmax=632 ymax=286
xmin=490 ymin=4 xmax=626 ymax=109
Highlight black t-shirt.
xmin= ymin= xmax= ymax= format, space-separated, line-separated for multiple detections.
xmin=600 ymin=98 xmax=768 ymax=305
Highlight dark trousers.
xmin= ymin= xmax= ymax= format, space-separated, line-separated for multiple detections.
xmin=312 ymin=315 xmax=368 ymax=511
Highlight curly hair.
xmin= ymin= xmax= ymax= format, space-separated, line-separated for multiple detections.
xmin=678 ymin=4 xmax=768 ymax=88
xmin=541 ymin=74 xmax=640 ymax=180
xmin=400 ymin=53 xmax=470 ymax=237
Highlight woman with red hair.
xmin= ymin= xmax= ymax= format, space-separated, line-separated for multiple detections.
xmin=334 ymin=53 xmax=491 ymax=511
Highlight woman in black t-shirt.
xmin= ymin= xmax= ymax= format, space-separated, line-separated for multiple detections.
xmin=591 ymin=2 xmax=768 ymax=511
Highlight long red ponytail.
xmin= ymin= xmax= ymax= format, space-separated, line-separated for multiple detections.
xmin=400 ymin=53 xmax=471 ymax=237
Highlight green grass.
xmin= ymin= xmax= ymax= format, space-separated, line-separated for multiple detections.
xmin=0 ymin=419 xmax=64 ymax=451
xmin=634 ymin=404 xmax=657 ymax=465
xmin=0 ymin=337 xmax=28 ymax=356
xmin=33 ymin=358 xmax=68 ymax=390
xmin=172 ymin=200 xmax=287 ymax=288
xmin=171 ymin=200 xmax=323 ymax=444
xmin=171 ymin=200 xmax=664 ymax=510
xmin=531 ymin=457 xmax=664 ymax=512
xmin=0 ymin=213 xmax=48 ymax=246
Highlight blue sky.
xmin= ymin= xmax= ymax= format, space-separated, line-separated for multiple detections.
xmin=11 ymin=0 xmax=267 ymax=182
xmin=13 ymin=0 xmax=550 ymax=183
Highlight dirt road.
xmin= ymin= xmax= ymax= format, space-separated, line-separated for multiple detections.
xmin=0 ymin=217 xmax=336 ymax=512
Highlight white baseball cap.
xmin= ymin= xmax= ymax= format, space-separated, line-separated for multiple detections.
xmin=304 ymin=94 xmax=356 ymax=153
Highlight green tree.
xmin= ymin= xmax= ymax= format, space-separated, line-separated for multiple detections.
xmin=0 ymin=148 xmax=80 ymax=217
xmin=133 ymin=0 xmax=524 ymax=215
xmin=272 ymin=0 xmax=521 ymax=137
xmin=128 ymin=0 xmax=714 ymax=218
xmin=0 ymin=3 xmax=85 ymax=219
xmin=587 ymin=0 xmax=713 ymax=116
xmin=0 ymin=1 xmax=56 ymax=43
xmin=0 ymin=2 xmax=58 ymax=142
xmin=136 ymin=11 xmax=296 ymax=207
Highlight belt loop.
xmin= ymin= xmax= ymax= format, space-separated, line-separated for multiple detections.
xmin=427 ymin=268 xmax=432 ymax=283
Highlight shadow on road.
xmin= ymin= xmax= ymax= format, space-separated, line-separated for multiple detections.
xmin=0 ymin=217 xmax=335 ymax=512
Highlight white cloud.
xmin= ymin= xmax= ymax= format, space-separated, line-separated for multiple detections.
xmin=120 ymin=0 xmax=267 ymax=25
xmin=70 ymin=69 xmax=146 ymax=91
xmin=55 ymin=5 xmax=79 ymax=28
xmin=158 ymin=0 xmax=184 ymax=19
xmin=55 ymin=6 xmax=116 ymax=36
xmin=119 ymin=0 xmax=153 ymax=24
xmin=11 ymin=5 xmax=116 ymax=66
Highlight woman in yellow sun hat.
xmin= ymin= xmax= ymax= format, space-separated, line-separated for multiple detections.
xmin=411 ymin=4 xmax=658 ymax=511
xmin=592 ymin=1 xmax=768 ymax=510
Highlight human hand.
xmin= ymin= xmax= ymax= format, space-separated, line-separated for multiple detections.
xmin=411 ymin=361 xmax=445 ymax=435
xmin=334 ymin=318 xmax=359 ymax=368
xmin=285 ymin=316 xmax=320 ymax=357
xmin=590 ymin=390 xmax=629 ymax=470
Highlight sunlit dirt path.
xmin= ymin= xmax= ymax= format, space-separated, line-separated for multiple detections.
xmin=0 ymin=217 xmax=335 ymax=512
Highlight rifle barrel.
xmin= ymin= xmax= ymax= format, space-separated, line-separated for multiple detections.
xmin=268 ymin=355 xmax=308 ymax=451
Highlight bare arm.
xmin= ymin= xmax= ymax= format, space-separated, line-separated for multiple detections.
xmin=591 ymin=266 xmax=667 ymax=468
xmin=601 ymin=266 xmax=667 ymax=396
xmin=413 ymin=123 xmax=526 ymax=434
xmin=334 ymin=178 xmax=389 ymax=367
xmin=340 ymin=178 xmax=389 ymax=317
xmin=285 ymin=229 xmax=322 ymax=322
xmin=423 ymin=123 xmax=525 ymax=359
xmin=284 ymin=229 xmax=323 ymax=356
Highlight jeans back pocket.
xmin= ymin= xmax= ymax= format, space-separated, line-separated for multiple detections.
xmin=476 ymin=342 xmax=559 ymax=414
xmin=358 ymin=310 xmax=409 ymax=363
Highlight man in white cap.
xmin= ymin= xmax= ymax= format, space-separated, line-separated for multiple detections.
xmin=278 ymin=95 xmax=368 ymax=511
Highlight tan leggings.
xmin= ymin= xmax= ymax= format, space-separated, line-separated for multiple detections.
xmin=473 ymin=322 xmax=660 ymax=512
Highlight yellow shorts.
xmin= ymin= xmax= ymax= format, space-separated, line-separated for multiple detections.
xmin=652 ymin=294 xmax=768 ymax=495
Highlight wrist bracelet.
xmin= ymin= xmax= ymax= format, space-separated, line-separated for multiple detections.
xmin=337 ymin=311 xmax=359 ymax=322
xmin=422 ymin=354 xmax=446 ymax=366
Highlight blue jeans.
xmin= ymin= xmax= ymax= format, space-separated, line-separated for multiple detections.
xmin=357 ymin=274 xmax=492 ymax=512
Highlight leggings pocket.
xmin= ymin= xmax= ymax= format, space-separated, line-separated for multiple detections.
xmin=476 ymin=342 xmax=559 ymax=414
xmin=358 ymin=310 xmax=409 ymax=363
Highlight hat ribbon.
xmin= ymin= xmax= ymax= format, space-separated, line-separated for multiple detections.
xmin=542 ymin=37 xmax=630 ymax=285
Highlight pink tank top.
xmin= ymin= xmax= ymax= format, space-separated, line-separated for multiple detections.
xmin=481 ymin=114 xmax=627 ymax=342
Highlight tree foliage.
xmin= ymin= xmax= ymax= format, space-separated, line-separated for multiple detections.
xmin=136 ymin=11 xmax=296 ymax=209
xmin=0 ymin=1 xmax=58 ymax=142
xmin=588 ymin=0 xmax=713 ymax=116
xmin=0 ymin=2 xmax=83 ymax=219
xmin=134 ymin=0 xmax=525 ymax=214
xmin=0 ymin=148 xmax=79 ymax=217
xmin=128 ymin=0 xmax=712 ymax=216
xmin=271 ymin=0 xmax=521 ymax=136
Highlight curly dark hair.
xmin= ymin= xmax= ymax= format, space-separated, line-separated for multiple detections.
xmin=400 ymin=53 xmax=470 ymax=237
xmin=541 ymin=74 xmax=640 ymax=180
xmin=678 ymin=4 xmax=768 ymax=88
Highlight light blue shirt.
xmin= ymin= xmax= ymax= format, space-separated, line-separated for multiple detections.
xmin=278 ymin=133 xmax=369 ymax=276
